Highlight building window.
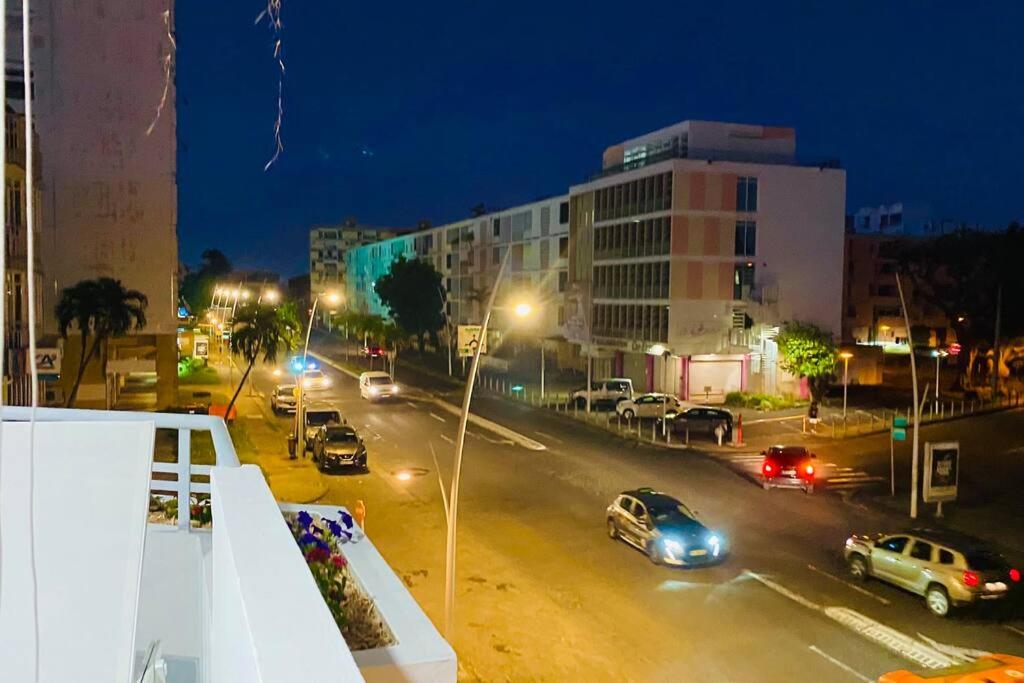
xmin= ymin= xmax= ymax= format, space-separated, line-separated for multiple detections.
xmin=559 ymin=201 xmax=569 ymax=224
xmin=558 ymin=271 xmax=568 ymax=292
xmin=734 ymin=221 xmax=756 ymax=256
xmin=890 ymin=212 xmax=902 ymax=227
xmin=557 ymin=306 xmax=565 ymax=326
xmin=446 ymin=253 xmax=452 ymax=269
xmin=492 ymin=218 xmax=500 ymax=237
xmin=733 ymin=263 xmax=755 ymax=300
xmin=559 ymin=236 xmax=568 ymax=258
xmin=736 ymin=177 xmax=758 ymax=212
xmin=445 ymin=278 xmax=452 ymax=292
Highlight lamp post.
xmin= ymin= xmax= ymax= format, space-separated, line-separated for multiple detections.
xmin=296 ymin=291 xmax=341 ymax=457
xmin=839 ymin=351 xmax=853 ymax=419
xmin=445 ymin=252 xmax=537 ymax=639
xmin=933 ymin=349 xmax=947 ymax=411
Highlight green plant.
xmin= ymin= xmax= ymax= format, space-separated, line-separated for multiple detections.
xmin=225 ymin=302 xmax=300 ymax=417
xmin=287 ymin=510 xmax=357 ymax=629
xmin=777 ymin=321 xmax=838 ymax=409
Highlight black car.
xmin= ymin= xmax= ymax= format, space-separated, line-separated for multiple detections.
xmin=672 ymin=407 xmax=733 ymax=440
xmin=605 ymin=488 xmax=727 ymax=566
xmin=312 ymin=425 xmax=367 ymax=472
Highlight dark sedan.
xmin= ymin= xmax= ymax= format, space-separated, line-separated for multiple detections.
xmin=606 ymin=488 xmax=727 ymax=566
xmin=312 ymin=425 xmax=368 ymax=473
xmin=672 ymin=407 xmax=733 ymax=440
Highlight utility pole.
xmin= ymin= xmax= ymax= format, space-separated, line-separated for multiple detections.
xmin=992 ymin=282 xmax=1002 ymax=400
xmin=896 ymin=273 xmax=920 ymax=519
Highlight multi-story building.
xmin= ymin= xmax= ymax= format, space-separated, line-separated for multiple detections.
xmin=566 ymin=120 xmax=846 ymax=401
xmin=19 ymin=0 xmax=180 ymax=408
xmin=310 ymin=220 xmax=402 ymax=320
xmin=345 ymin=196 xmax=571 ymax=343
xmin=842 ymin=204 xmax=956 ymax=348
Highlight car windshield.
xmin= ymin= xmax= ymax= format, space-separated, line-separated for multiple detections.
xmin=305 ymin=370 xmax=324 ymax=380
xmin=648 ymin=503 xmax=694 ymax=522
xmin=771 ymin=448 xmax=809 ymax=464
xmin=368 ymin=376 xmax=393 ymax=385
xmin=307 ymin=411 xmax=339 ymax=426
xmin=326 ymin=430 xmax=358 ymax=443
xmin=277 ymin=386 xmax=294 ymax=396
xmin=965 ymin=550 xmax=1007 ymax=571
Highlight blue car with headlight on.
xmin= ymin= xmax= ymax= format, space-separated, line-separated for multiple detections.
xmin=606 ymin=488 xmax=726 ymax=566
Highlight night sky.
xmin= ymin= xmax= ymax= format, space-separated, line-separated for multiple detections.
xmin=176 ymin=1 xmax=1024 ymax=277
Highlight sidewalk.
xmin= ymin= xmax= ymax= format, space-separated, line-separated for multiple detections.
xmin=186 ymin=359 xmax=328 ymax=504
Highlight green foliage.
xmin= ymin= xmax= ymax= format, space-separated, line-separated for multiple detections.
xmin=374 ymin=256 xmax=445 ymax=353
xmin=225 ymin=302 xmax=300 ymax=416
xmin=724 ymin=391 xmax=806 ymax=411
xmin=180 ymin=249 xmax=232 ymax=317
xmin=776 ymin=321 xmax=838 ymax=404
xmin=56 ymin=277 xmax=149 ymax=407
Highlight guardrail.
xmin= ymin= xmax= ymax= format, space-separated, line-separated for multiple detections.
xmin=1 ymin=406 xmax=239 ymax=530
xmin=819 ymin=393 xmax=1024 ymax=438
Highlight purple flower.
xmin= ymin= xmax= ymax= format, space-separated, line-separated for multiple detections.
xmin=338 ymin=511 xmax=353 ymax=528
xmin=299 ymin=531 xmax=320 ymax=548
xmin=297 ymin=511 xmax=313 ymax=529
xmin=326 ymin=519 xmax=343 ymax=537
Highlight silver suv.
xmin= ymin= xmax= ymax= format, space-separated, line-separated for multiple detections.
xmin=571 ymin=378 xmax=633 ymax=410
xmin=843 ymin=529 xmax=1020 ymax=617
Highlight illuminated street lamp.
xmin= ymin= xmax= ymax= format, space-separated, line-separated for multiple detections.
xmin=261 ymin=288 xmax=280 ymax=304
xmin=839 ymin=351 xmax=854 ymax=418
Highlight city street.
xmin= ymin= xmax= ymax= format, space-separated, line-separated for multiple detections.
xmin=245 ymin=347 xmax=1024 ymax=682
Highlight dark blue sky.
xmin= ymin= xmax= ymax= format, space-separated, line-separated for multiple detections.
xmin=176 ymin=1 xmax=1024 ymax=277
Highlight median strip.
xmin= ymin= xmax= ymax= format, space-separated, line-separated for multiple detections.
xmin=430 ymin=399 xmax=547 ymax=451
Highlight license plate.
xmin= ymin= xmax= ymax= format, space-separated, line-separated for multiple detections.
xmin=985 ymin=582 xmax=1007 ymax=592
xmin=781 ymin=468 xmax=796 ymax=476
xmin=689 ymin=549 xmax=707 ymax=557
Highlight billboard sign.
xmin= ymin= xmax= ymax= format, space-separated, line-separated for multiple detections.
xmin=923 ymin=441 xmax=959 ymax=503
xmin=194 ymin=335 xmax=209 ymax=359
xmin=457 ymin=325 xmax=488 ymax=357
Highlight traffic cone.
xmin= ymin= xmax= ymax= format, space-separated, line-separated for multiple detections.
xmin=733 ymin=414 xmax=746 ymax=447
xmin=354 ymin=499 xmax=367 ymax=532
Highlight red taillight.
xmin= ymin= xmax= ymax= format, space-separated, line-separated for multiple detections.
xmin=805 ymin=465 xmax=815 ymax=477
xmin=1010 ymin=568 xmax=1021 ymax=583
xmin=962 ymin=571 xmax=980 ymax=587
xmin=763 ymin=462 xmax=774 ymax=475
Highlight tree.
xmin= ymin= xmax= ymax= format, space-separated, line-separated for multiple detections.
xmin=776 ymin=321 xmax=837 ymax=410
xmin=56 ymin=278 xmax=148 ymax=407
xmin=374 ymin=256 xmax=446 ymax=353
xmin=379 ymin=320 xmax=409 ymax=377
xmin=225 ymin=302 xmax=300 ymax=418
xmin=180 ymin=248 xmax=233 ymax=316
xmin=894 ymin=224 xmax=1024 ymax=389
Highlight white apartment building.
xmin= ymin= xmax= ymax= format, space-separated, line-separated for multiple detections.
xmin=567 ymin=120 xmax=846 ymax=401
xmin=310 ymin=221 xmax=403 ymax=319
xmin=345 ymin=196 xmax=571 ymax=343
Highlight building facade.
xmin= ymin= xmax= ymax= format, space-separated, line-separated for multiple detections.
xmin=310 ymin=220 xmax=402 ymax=320
xmin=566 ymin=120 xmax=846 ymax=401
xmin=25 ymin=0 xmax=180 ymax=408
xmin=345 ymin=196 xmax=571 ymax=344
xmin=848 ymin=202 xmax=960 ymax=237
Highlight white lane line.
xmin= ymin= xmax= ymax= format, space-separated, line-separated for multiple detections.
xmin=439 ymin=434 xmax=454 ymax=445
xmin=807 ymin=645 xmax=873 ymax=683
xmin=429 ymin=412 xmax=447 ymax=423
xmin=534 ymin=430 xmax=563 ymax=444
xmin=407 ymin=401 xmax=419 ymax=409
xmin=806 ymin=564 xmax=890 ymax=605
xmin=742 ymin=569 xmax=821 ymax=611
xmin=1004 ymin=625 xmax=1024 ymax=639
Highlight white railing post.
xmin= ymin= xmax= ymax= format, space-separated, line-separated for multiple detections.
xmin=178 ymin=428 xmax=192 ymax=530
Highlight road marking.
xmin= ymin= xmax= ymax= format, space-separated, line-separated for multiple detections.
xmin=806 ymin=564 xmax=890 ymax=605
xmin=429 ymin=412 xmax=447 ymax=423
xmin=742 ymin=569 xmax=821 ymax=611
xmin=824 ymin=607 xmax=957 ymax=669
xmin=808 ymin=645 xmax=873 ymax=683
xmin=439 ymin=434 xmax=454 ymax=445
xmin=1004 ymin=625 xmax=1024 ymax=639
xmin=430 ymin=398 xmax=546 ymax=451
xmin=534 ymin=430 xmax=562 ymax=444
xmin=407 ymin=401 xmax=419 ymax=409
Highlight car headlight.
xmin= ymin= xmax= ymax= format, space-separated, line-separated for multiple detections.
xmin=391 ymin=385 xmax=399 ymax=393
xmin=708 ymin=533 xmax=723 ymax=556
xmin=323 ymin=378 xmax=331 ymax=387
xmin=369 ymin=386 xmax=379 ymax=395
xmin=663 ymin=539 xmax=685 ymax=557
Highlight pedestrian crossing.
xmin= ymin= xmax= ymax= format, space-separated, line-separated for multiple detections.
xmin=717 ymin=453 xmax=886 ymax=492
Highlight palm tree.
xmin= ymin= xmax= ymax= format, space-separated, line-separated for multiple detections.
xmin=225 ymin=302 xmax=299 ymax=418
xmin=56 ymin=277 xmax=148 ymax=407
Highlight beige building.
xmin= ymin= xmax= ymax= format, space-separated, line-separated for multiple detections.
xmin=25 ymin=0 xmax=180 ymax=408
xmin=310 ymin=220 xmax=403 ymax=323
xmin=567 ymin=120 xmax=846 ymax=401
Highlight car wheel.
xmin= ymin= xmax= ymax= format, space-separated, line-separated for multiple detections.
xmin=647 ymin=540 xmax=662 ymax=565
xmin=622 ymin=409 xmax=635 ymax=420
xmin=848 ymin=555 xmax=868 ymax=582
xmin=926 ymin=585 xmax=951 ymax=617
xmin=607 ymin=518 xmax=619 ymax=539
xmin=762 ymin=478 xmax=771 ymax=491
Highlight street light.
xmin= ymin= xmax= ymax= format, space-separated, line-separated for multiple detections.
xmin=261 ymin=288 xmax=280 ymax=304
xmin=296 ymin=291 xmax=342 ymax=456
xmin=513 ymin=302 xmax=532 ymax=318
xmin=839 ymin=351 xmax=853 ymax=418
xmin=933 ymin=349 xmax=948 ymax=411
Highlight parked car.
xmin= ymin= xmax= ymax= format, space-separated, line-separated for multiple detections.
xmin=270 ymin=384 xmax=297 ymax=414
xmin=760 ymin=445 xmax=816 ymax=493
xmin=606 ymin=487 xmax=726 ymax=566
xmin=672 ymin=407 xmax=733 ymax=439
xmin=290 ymin=404 xmax=345 ymax=454
xmin=615 ymin=393 xmax=682 ymax=420
xmin=363 ymin=344 xmax=386 ymax=359
xmin=359 ymin=371 xmax=399 ymax=401
xmin=312 ymin=425 xmax=368 ymax=472
xmin=571 ymin=378 xmax=633 ymax=410
xmin=844 ymin=529 xmax=1021 ymax=617
xmin=301 ymin=369 xmax=332 ymax=391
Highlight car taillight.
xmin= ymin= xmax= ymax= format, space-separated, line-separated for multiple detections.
xmin=1010 ymin=568 xmax=1021 ymax=583
xmin=763 ymin=462 xmax=774 ymax=475
xmin=805 ymin=465 xmax=815 ymax=477
xmin=962 ymin=571 xmax=980 ymax=587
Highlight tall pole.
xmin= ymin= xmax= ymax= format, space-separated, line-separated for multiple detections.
xmin=992 ymin=283 xmax=1002 ymax=400
xmin=896 ymin=273 xmax=920 ymax=519
xmin=843 ymin=356 xmax=850 ymax=418
xmin=444 ymin=250 xmax=509 ymax=639
xmin=586 ymin=352 xmax=593 ymax=413
xmin=540 ymin=342 xmax=545 ymax=400
xmin=297 ymin=295 xmax=321 ymax=457
xmin=934 ymin=352 xmax=941 ymax=412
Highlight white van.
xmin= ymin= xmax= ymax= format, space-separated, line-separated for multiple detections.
xmin=359 ymin=371 xmax=399 ymax=401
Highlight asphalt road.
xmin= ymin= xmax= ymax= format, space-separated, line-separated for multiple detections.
xmin=254 ymin=354 xmax=1024 ymax=682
